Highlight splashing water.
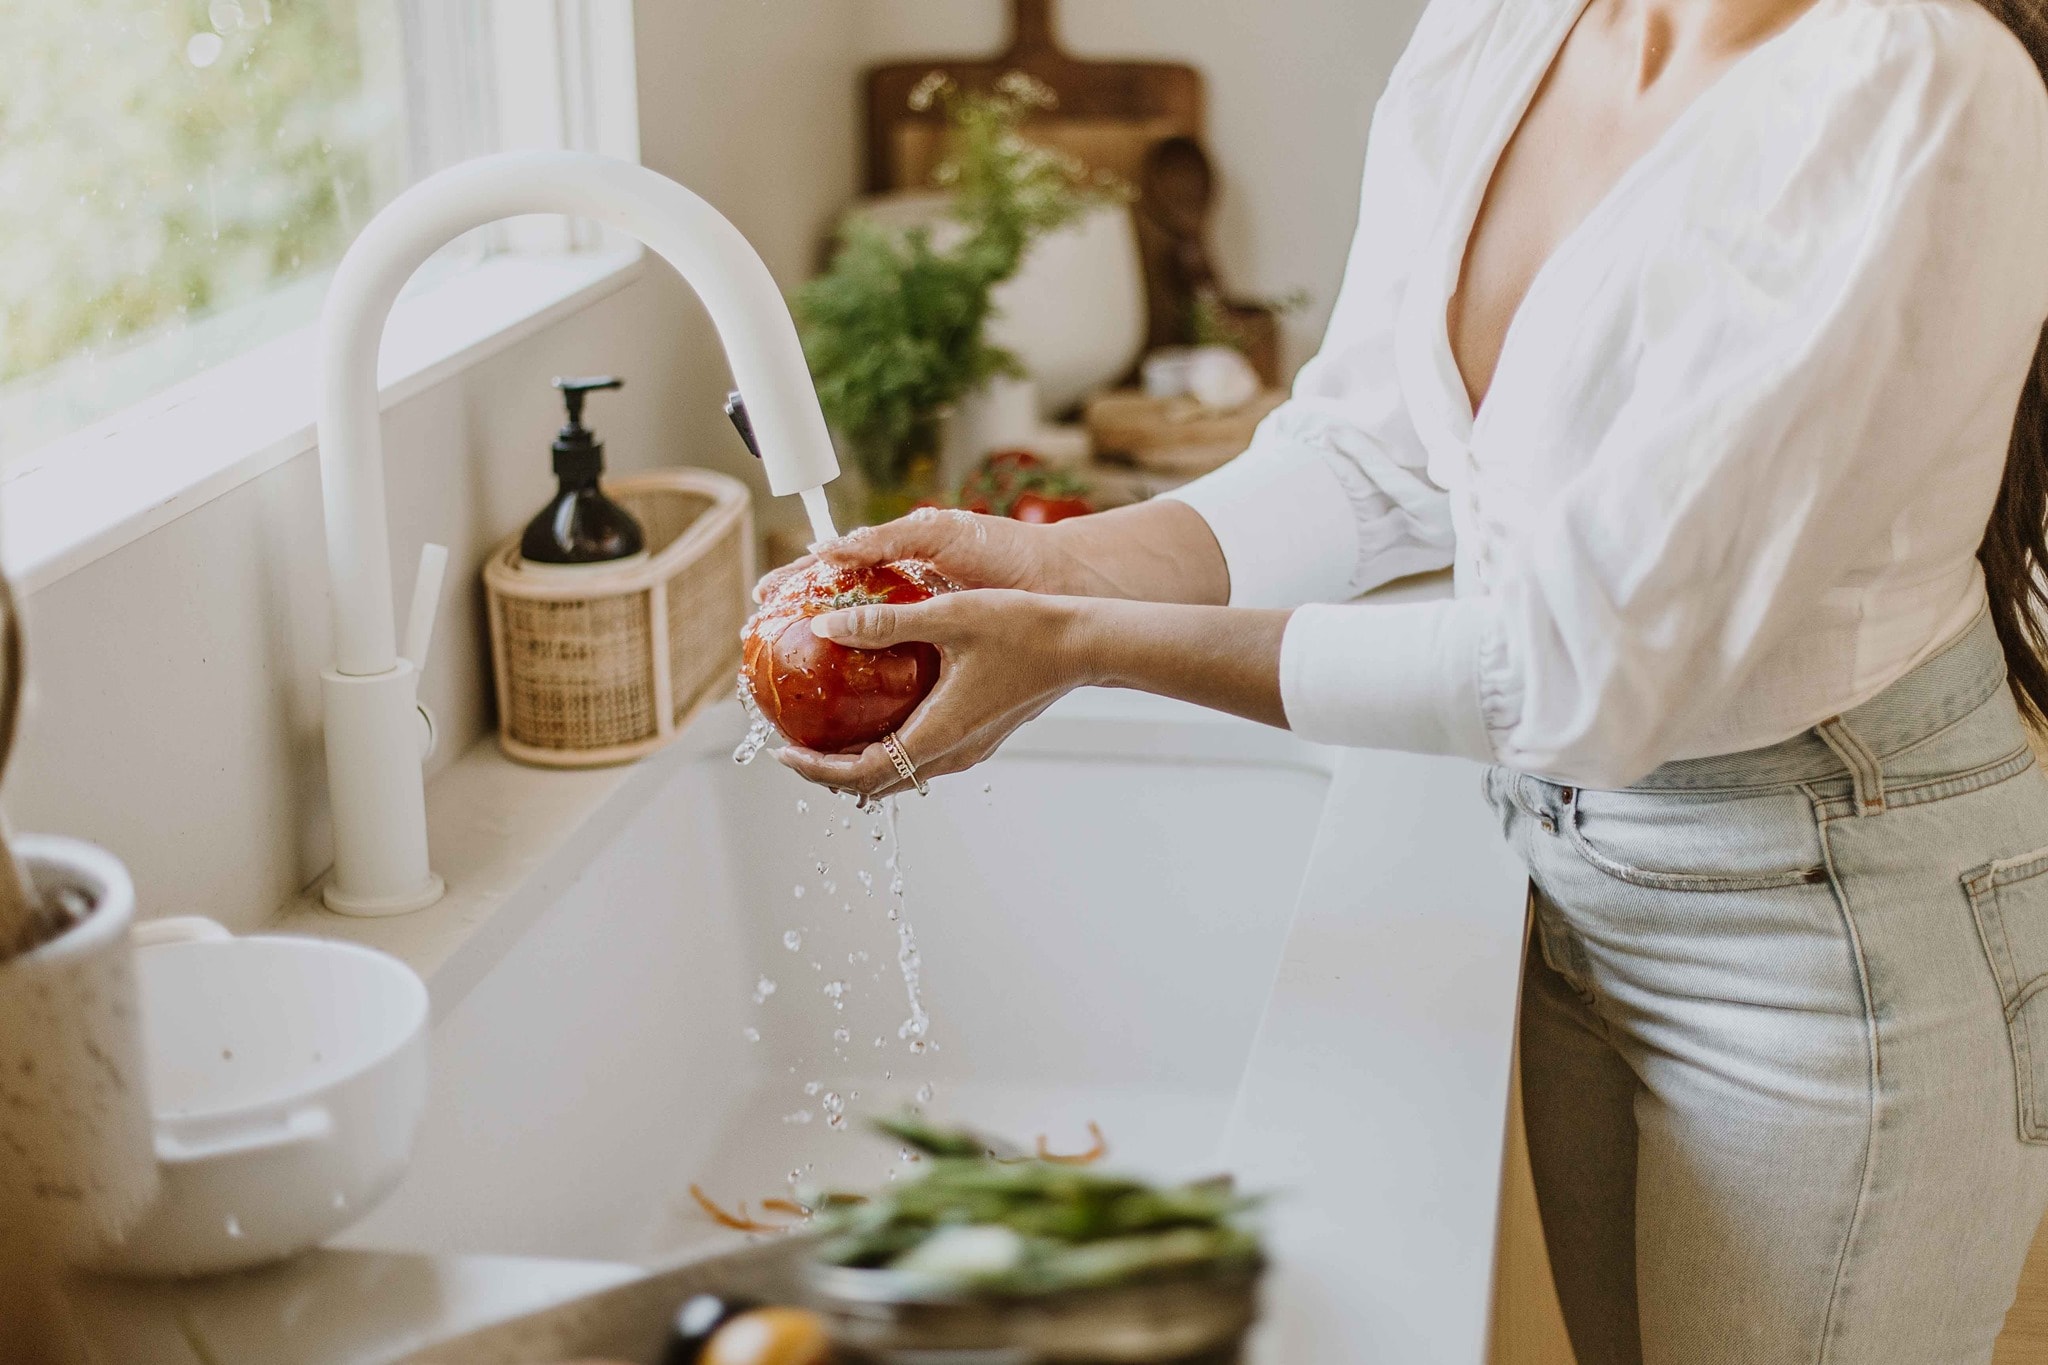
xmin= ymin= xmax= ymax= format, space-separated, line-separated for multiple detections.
xmin=882 ymin=798 xmax=933 ymax=1046
xmin=752 ymin=976 xmax=778 ymax=1005
xmin=823 ymin=979 xmax=849 ymax=1010
xmin=733 ymin=683 xmax=774 ymax=765
xmin=916 ymin=1082 xmax=935 ymax=1104
xmin=782 ymin=930 xmax=803 ymax=952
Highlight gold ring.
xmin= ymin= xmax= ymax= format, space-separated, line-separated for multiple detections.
xmin=881 ymin=731 xmax=927 ymax=796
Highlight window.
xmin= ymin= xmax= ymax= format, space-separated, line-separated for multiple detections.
xmin=0 ymin=0 xmax=633 ymax=468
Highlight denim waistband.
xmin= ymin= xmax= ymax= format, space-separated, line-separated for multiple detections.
xmin=1627 ymin=610 xmax=2013 ymax=794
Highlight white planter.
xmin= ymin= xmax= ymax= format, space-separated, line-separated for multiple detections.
xmin=854 ymin=193 xmax=1149 ymax=415
xmin=0 ymin=837 xmax=156 ymax=1265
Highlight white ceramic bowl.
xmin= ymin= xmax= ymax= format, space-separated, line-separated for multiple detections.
xmin=85 ymin=919 xmax=430 ymax=1277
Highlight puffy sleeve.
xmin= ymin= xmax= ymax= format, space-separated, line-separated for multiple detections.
xmin=1280 ymin=13 xmax=2048 ymax=786
xmin=1162 ymin=0 xmax=1480 ymax=607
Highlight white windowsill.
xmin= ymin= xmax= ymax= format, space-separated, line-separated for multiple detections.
xmin=1 ymin=246 xmax=646 ymax=596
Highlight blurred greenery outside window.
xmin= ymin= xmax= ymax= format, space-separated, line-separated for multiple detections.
xmin=0 ymin=0 xmax=504 ymax=466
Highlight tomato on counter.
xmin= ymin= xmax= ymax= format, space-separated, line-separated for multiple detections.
xmin=742 ymin=560 xmax=953 ymax=754
xmin=1010 ymin=490 xmax=1094 ymax=524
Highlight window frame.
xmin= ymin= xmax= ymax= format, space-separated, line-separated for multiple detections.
xmin=0 ymin=0 xmax=643 ymax=592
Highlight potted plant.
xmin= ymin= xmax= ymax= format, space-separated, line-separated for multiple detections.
xmin=799 ymin=74 xmax=1106 ymax=526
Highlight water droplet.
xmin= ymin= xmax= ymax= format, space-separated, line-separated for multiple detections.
xmin=827 ymin=1113 xmax=848 ymax=1131
xmin=804 ymin=1080 xmax=821 ymax=1095
xmin=900 ymin=1147 xmax=924 ymax=1163
xmin=792 ymin=884 xmax=806 ymax=900
xmin=224 ymin=1216 xmax=243 ymax=1238
xmin=916 ymin=1083 xmax=935 ymax=1103
xmin=787 ymin=1168 xmax=803 ymax=1186
xmin=822 ymin=1091 xmax=845 ymax=1118
xmin=857 ymin=870 xmax=874 ymax=894
xmin=796 ymin=798 xmax=809 ymax=814
xmin=841 ymin=816 xmax=852 ymax=829
xmin=909 ymin=1039 xmax=929 ymax=1054
xmin=783 ymin=930 xmax=803 ymax=952
xmin=983 ymin=783 xmax=993 ymax=794
xmin=753 ymin=976 xmax=778 ymax=1004
xmin=185 ymin=32 xmax=223 ymax=67
xmin=823 ymin=979 xmax=849 ymax=1009
xmin=874 ymin=1036 xmax=886 ymax=1048
xmin=833 ymin=1027 xmax=850 ymax=1043
xmin=208 ymin=0 xmax=244 ymax=33
xmin=743 ymin=1027 xmax=761 ymax=1043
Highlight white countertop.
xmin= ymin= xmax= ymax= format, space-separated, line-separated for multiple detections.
xmin=69 ymin=1250 xmax=641 ymax=1365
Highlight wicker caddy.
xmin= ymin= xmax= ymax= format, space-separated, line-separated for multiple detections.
xmin=485 ymin=468 xmax=754 ymax=768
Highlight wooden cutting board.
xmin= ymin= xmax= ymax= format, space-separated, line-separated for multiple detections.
xmin=865 ymin=0 xmax=1205 ymax=360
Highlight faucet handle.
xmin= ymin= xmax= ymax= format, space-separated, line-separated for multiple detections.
xmin=724 ymin=391 xmax=761 ymax=460
xmin=403 ymin=543 xmax=450 ymax=672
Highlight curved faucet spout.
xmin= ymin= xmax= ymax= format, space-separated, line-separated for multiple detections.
xmin=314 ymin=151 xmax=839 ymax=915
xmin=320 ymin=150 xmax=838 ymax=678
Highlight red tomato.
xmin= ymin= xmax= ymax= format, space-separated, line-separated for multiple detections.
xmin=742 ymin=561 xmax=952 ymax=753
xmin=1010 ymin=491 xmax=1093 ymax=524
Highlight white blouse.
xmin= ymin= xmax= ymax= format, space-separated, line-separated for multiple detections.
xmin=1169 ymin=0 xmax=2048 ymax=788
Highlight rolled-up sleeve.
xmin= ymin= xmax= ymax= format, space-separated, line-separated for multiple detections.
xmin=1163 ymin=32 xmax=1455 ymax=609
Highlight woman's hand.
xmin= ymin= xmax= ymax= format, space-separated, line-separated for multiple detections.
xmin=755 ymin=508 xmax=1068 ymax=604
xmin=753 ymin=499 xmax=1233 ymax=606
xmin=775 ymin=587 xmax=1083 ymax=800
xmin=774 ymin=590 xmax=1294 ymax=801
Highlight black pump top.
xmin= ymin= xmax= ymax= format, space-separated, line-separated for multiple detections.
xmin=552 ymin=375 xmax=624 ymax=482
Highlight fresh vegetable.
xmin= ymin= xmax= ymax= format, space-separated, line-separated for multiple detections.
xmin=742 ymin=561 xmax=954 ymax=753
xmin=1010 ymin=490 xmax=1093 ymax=524
xmin=701 ymin=1308 xmax=831 ymax=1365
xmin=940 ymin=450 xmax=1095 ymax=522
xmin=810 ymin=1117 xmax=1262 ymax=1297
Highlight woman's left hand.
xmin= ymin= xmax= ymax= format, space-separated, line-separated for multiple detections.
xmin=776 ymin=588 xmax=1084 ymax=800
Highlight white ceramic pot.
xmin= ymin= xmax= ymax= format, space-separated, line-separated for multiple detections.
xmin=86 ymin=919 xmax=429 ymax=1277
xmin=854 ymin=193 xmax=1149 ymax=415
xmin=0 ymin=837 xmax=156 ymax=1264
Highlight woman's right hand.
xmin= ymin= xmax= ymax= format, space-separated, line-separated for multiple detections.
xmin=754 ymin=507 xmax=1072 ymax=602
xmin=753 ymin=500 xmax=1231 ymax=607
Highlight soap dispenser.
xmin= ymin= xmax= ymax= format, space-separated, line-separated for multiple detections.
xmin=518 ymin=376 xmax=648 ymax=573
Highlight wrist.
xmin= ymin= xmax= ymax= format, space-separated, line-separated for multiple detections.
xmin=1046 ymin=594 xmax=1115 ymax=690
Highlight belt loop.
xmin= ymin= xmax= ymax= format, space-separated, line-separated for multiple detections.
xmin=1816 ymin=715 xmax=1886 ymax=815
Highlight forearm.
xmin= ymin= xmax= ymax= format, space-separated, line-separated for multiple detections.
xmin=1063 ymin=597 xmax=1292 ymax=729
xmin=1045 ymin=499 xmax=1232 ymax=606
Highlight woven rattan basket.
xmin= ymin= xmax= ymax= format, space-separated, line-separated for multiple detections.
xmin=484 ymin=469 xmax=754 ymax=768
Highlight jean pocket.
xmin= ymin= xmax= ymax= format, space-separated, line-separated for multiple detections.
xmin=1562 ymin=788 xmax=1831 ymax=893
xmin=1963 ymin=847 xmax=2048 ymax=1145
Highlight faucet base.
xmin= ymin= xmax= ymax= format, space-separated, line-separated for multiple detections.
xmin=323 ymin=872 xmax=445 ymax=918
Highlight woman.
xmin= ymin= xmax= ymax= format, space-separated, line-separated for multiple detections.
xmin=771 ymin=0 xmax=2048 ymax=1357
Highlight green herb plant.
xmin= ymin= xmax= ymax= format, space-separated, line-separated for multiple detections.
xmin=811 ymin=1115 xmax=1264 ymax=1298
xmin=797 ymin=73 xmax=1110 ymax=496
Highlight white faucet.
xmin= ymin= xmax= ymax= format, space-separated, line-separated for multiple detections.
xmin=315 ymin=151 xmax=840 ymax=916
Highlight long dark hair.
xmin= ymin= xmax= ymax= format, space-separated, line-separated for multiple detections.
xmin=1977 ymin=0 xmax=2048 ymax=727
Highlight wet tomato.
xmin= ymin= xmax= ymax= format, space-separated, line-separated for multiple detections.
xmin=742 ymin=560 xmax=953 ymax=753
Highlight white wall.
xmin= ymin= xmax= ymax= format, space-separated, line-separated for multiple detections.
xmin=4 ymin=1 xmax=1426 ymax=933
xmin=6 ymin=1 xmax=866 ymax=933
xmin=851 ymin=0 xmax=1430 ymax=372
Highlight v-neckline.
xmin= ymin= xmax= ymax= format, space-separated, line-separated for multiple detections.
xmin=1435 ymin=0 xmax=1827 ymax=431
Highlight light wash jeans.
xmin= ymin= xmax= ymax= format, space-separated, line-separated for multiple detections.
xmin=1489 ymin=611 xmax=2048 ymax=1364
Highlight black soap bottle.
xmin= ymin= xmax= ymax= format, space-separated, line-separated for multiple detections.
xmin=518 ymin=376 xmax=648 ymax=572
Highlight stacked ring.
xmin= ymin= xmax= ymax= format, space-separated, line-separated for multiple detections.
xmin=881 ymin=731 xmax=928 ymax=796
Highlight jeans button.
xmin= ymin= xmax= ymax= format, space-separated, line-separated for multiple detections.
xmin=1560 ymin=786 xmax=1576 ymax=803
xmin=1539 ymin=815 xmax=1557 ymax=834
